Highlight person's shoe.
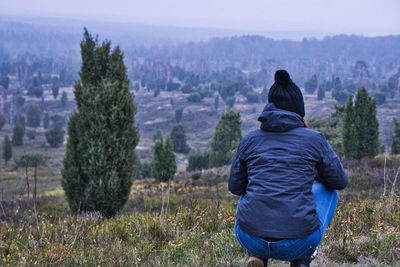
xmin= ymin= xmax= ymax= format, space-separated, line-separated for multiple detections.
xmin=290 ymin=259 xmax=311 ymax=267
xmin=247 ymin=256 xmax=265 ymax=267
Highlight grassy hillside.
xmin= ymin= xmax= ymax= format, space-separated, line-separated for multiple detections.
xmin=0 ymin=157 xmax=399 ymax=266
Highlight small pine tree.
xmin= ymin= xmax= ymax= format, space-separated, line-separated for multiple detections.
xmin=14 ymin=114 xmax=26 ymax=131
xmin=27 ymin=103 xmax=42 ymax=128
xmin=151 ymin=136 xmax=177 ymax=182
xmin=61 ymin=91 xmax=68 ymax=107
xmin=331 ymin=77 xmax=348 ymax=104
xmin=140 ymin=161 xmax=152 ymax=179
xmin=317 ymin=86 xmax=325 ymax=100
xmin=304 ymin=74 xmax=318 ymax=94
xmin=187 ymin=150 xmax=209 ymax=171
xmin=0 ymin=114 xmax=5 ymax=130
xmin=391 ymin=118 xmax=400 ymax=154
xmin=12 ymin=121 xmax=24 ymax=146
xmin=170 ymin=124 xmax=190 ymax=153
xmin=209 ymin=108 xmax=242 ymax=167
xmin=45 ymin=122 xmax=65 ymax=147
xmin=52 ymin=81 xmax=60 ymax=99
xmin=153 ymin=130 xmax=163 ymax=141
xmin=43 ymin=113 xmax=50 ymax=129
xmin=214 ymin=95 xmax=219 ymax=111
xmin=225 ymin=96 xmax=235 ymax=107
xmin=26 ymin=129 xmax=36 ymax=140
xmin=175 ymin=108 xmax=183 ymax=123
xmin=3 ymin=134 xmax=12 ymax=165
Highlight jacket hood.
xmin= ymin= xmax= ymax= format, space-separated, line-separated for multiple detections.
xmin=258 ymin=103 xmax=304 ymax=132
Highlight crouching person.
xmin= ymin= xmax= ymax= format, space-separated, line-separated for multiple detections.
xmin=228 ymin=70 xmax=348 ymax=267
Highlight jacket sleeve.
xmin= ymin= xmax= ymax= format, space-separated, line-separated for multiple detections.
xmin=316 ymin=133 xmax=348 ymax=190
xmin=228 ymin=139 xmax=248 ymax=196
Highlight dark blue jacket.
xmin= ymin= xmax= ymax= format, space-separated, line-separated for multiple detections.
xmin=228 ymin=103 xmax=348 ymax=239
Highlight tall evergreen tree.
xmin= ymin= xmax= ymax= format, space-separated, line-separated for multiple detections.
xmin=170 ymin=124 xmax=190 ymax=153
xmin=391 ymin=118 xmax=400 ymax=155
xmin=175 ymin=108 xmax=183 ymax=123
xmin=354 ymin=88 xmax=379 ymax=158
xmin=0 ymin=114 xmax=5 ymax=130
xmin=27 ymin=103 xmax=42 ymax=128
xmin=61 ymin=91 xmax=68 ymax=107
xmin=61 ymin=29 xmax=139 ymax=217
xmin=342 ymin=96 xmax=357 ymax=158
xmin=342 ymin=88 xmax=379 ymax=158
xmin=12 ymin=121 xmax=24 ymax=146
xmin=52 ymin=81 xmax=60 ymax=99
xmin=209 ymin=108 xmax=242 ymax=167
xmin=214 ymin=95 xmax=220 ymax=111
xmin=151 ymin=136 xmax=177 ymax=182
xmin=43 ymin=113 xmax=50 ymax=129
xmin=3 ymin=134 xmax=12 ymax=165
xmin=317 ymin=86 xmax=325 ymax=100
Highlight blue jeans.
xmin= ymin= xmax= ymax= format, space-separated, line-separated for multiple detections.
xmin=234 ymin=182 xmax=338 ymax=261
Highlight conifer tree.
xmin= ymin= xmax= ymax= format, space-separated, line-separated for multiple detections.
xmin=214 ymin=95 xmax=219 ymax=111
xmin=3 ymin=134 xmax=12 ymax=165
xmin=0 ymin=114 xmax=5 ymax=130
xmin=175 ymin=108 xmax=183 ymax=123
xmin=153 ymin=130 xmax=163 ymax=141
xmin=317 ymin=86 xmax=325 ymax=100
xmin=151 ymin=136 xmax=177 ymax=182
xmin=209 ymin=108 xmax=242 ymax=167
xmin=391 ymin=118 xmax=400 ymax=155
xmin=45 ymin=122 xmax=65 ymax=147
xmin=170 ymin=124 xmax=190 ymax=153
xmin=304 ymin=74 xmax=318 ymax=94
xmin=187 ymin=150 xmax=209 ymax=171
xmin=342 ymin=96 xmax=357 ymax=158
xmin=342 ymin=88 xmax=379 ymax=158
xmin=27 ymin=103 xmax=42 ymax=128
xmin=12 ymin=121 xmax=24 ymax=146
xmin=61 ymin=91 xmax=68 ymax=107
xmin=354 ymin=88 xmax=379 ymax=158
xmin=61 ymin=29 xmax=139 ymax=217
xmin=52 ymin=81 xmax=59 ymax=99
xmin=43 ymin=113 xmax=50 ymax=129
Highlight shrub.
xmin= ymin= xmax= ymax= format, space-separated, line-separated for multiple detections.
xmin=187 ymin=150 xmax=210 ymax=171
xmin=187 ymin=92 xmax=202 ymax=102
xmin=26 ymin=129 xmax=37 ymax=140
xmin=27 ymin=103 xmax=42 ymax=128
xmin=14 ymin=152 xmax=46 ymax=167
xmin=45 ymin=122 xmax=65 ymax=147
xmin=170 ymin=124 xmax=190 ymax=153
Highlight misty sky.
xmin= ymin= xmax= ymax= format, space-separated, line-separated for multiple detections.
xmin=1 ymin=0 xmax=400 ymax=36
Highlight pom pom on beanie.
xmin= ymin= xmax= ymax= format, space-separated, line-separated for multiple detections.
xmin=274 ymin=69 xmax=291 ymax=86
xmin=268 ymin=70 xmax=305 ymax=117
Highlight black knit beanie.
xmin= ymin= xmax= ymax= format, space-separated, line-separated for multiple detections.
xmin=268 ymin=70 xmax=305 ymax=117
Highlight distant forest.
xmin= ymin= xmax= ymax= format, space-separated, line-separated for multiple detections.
xmin=1 ymin=18 xmax=400 ymax=106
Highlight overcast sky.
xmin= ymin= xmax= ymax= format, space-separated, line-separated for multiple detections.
xmin=1 ymin=0 xmax=400 ymax=36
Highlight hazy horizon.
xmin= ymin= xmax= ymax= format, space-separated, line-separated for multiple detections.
xmin=1 ymin=0 xmax=400 ymax=39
